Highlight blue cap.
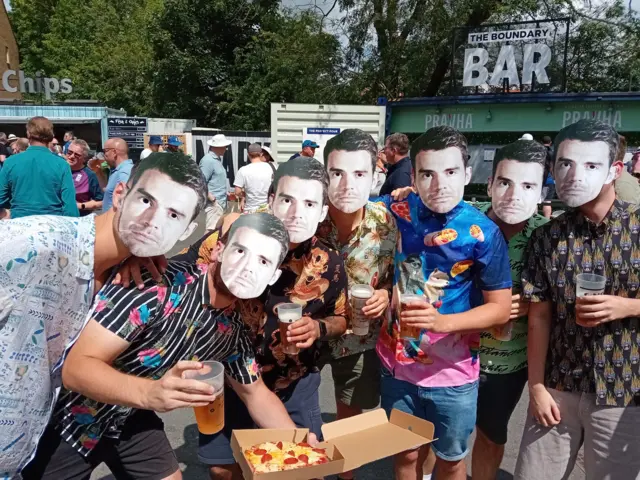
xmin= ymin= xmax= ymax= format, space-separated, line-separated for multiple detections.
xmin=302 ymin=140 xmax=320 ymax=149
xmin=148 ymin=135 xmax=163 ymax=146
xmin=167 ymin=136 xmax=183 ymax=147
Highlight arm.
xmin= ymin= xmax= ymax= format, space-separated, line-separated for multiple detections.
xmin=79 ymin=199 xmax=103 ymax=212
xmin=234 ymin=186 xmax=245 ymax=211
xmin=60 ymin=167 xmax=80 ymax=217
xmin=228 ymin=377 xmax=296 ymax=429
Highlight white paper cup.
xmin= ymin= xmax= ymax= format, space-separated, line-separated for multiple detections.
xmin=350 ymin=284 xmax=375 ymax=336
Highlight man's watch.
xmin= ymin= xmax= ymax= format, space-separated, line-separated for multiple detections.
xmin=318 ymin=321 xmax=328 ymax=341
xmin=81 ymin=203 xmax=86 ymax=210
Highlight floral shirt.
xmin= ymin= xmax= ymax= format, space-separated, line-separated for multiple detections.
xmin=522 ymin=200 xmax=640 ymax=407
xmin=52 ymin=261 xmax=259 ymax=456
xmin=175 ymin=233 xmax=348 ymax=400
xmin=317 ymin=201 xmax=398 ymax=359
xmin=0 ymin=215 xmax=95 ymax=479
xmin=475 ymin=203 xmax=549 ymax=375
xmin=376 ymin=194 xmax=512 ymax=388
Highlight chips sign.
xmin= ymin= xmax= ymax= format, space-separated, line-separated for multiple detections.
xmin=453 ymin=19 xmax=570 ymax=94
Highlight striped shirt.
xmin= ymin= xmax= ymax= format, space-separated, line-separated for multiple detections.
xmin=51 ymin=261 xmax=259 ymax=456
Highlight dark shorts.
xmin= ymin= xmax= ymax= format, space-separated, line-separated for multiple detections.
xmin=198 ymin=372 xmax=323 ymax=465
xmin=331 ymin=349 xmax=381 ymax=410
xmin=22 ymin=410 xmax=178 ymax=480
xmin=542 ymin=184 xmax=556 ymax=203
xmin=476 ymin=368 xmax=528 ymax=445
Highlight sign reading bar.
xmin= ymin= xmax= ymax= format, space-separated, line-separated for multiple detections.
xmin=107 ymin=117 xmax=148 ymax=149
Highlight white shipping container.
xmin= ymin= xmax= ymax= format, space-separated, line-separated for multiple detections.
xmin=270 ymin=103 xmax=386 ymax=163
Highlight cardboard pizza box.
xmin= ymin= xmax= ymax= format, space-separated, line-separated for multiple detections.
xmin=231 ymin=409 xmax=434 ymax=479
xmin=231 ymin=428 xmax=346 ymax=479
xmin=321 ymin=408 xmax=435 ymax=473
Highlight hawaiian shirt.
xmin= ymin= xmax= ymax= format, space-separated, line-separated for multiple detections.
xmin=174 ymin=232 xmax=348 ymax=400
xmin=376 ymin=194 xmax=512 ymax=388
xmin=0 ymin=215 xmax=95 ymax=478
xmin=317 ymin=201 xmax=398 ymax=359
xmin=522 ymin=199 xmax=640 ymax=407
xmin=475 ymin=203 xmax=548 ymax=375
xmin=52 ymin=261 xmax=259 ymax=456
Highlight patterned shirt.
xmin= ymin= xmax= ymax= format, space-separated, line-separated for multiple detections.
xmin=474 ymin=203 xmax=548 ymax=375
xmin=52 ymin=261 xmax=259 ymax=456
xmin=376 ymin=194 xmax=512 ymax=388
xmin=0 ymin=215 xmax=95 ymax=478
xmin=174 ymin=232 xmax=348 ymax=398
xmin=522 ymin=199 xmax=640 ymax=407
xmin=317 ymin=201 xmax=398 ymax=359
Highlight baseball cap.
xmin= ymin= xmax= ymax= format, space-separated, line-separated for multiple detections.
xmin=302 ymin=140 xmax=320 ymax=149
xmin=248 ymin=143 xmax=262 ymax=154
xmin=167 ymin=136 xmax=183 ymax=147
xmin=520 ymin=133 xmax=534 ymax=141
xmin=148 ymin=135 xmax=163 ymax=146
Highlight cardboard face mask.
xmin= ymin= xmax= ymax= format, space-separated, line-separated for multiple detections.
xmin=219 ymin=223 xmax=285 ymax=299
xmin=414 ymin=147 xmax=471 ymax=214
xmin=327 ymin=150 xmax=375 ymax=213
xmin=116 ymin=169 xmax=199 ymax=257
xmin=488 ymin=159 xmax=545 ymax=225
xmin=270 ymin=175 xmax=328 ymax=244
xmin=554 ymin=140 xmax=616 ymax=208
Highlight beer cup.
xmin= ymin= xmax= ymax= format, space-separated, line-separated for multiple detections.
xmin=400 ymin=293 xmax=424 ymax=340
xmin=575 ymin=273 xmax=606 ymax=327
xmin=186 ymin=361 xmax=225 ymax=435
xmin=350 ymin=284 xmax=375 ymax=336
xmin=277 ymin=303 xmax=302 ymax=355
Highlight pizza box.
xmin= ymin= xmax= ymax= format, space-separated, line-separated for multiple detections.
xmin=231 ymin=409 xmax=434 ymax=479
xmin=231 ymin=428 xmax=346 ymax=479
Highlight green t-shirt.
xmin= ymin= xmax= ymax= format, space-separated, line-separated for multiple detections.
xmin=475 ymin=202 xmax=548 ymax=374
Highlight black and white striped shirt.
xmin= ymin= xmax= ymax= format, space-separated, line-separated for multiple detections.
xmin=52 ymin=261 xmax=259 ymax=456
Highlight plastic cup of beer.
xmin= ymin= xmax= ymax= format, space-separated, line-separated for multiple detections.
xmin=576 ymin=273 xmax=606 ymax=326
xmin=350 ymin=284 xmax=375 ymax=336
xmin=278 ymin=303 xmax=302 ymax=355
xmin=186 ymin=361 xmax=225 ymax=435
xmin=400 ymin=293 xmax=424 ymax=340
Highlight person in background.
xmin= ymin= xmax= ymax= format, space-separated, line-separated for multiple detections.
xmin=66 ymin=139 xmax=104 ymax=215
xmin=471 ymin=140 xmax=549 ymax=480
xmin=140 ymin=135 xmax=163 ymax=160
xmin=379 ymin=132 xmax=411 ymax=196
xmin=515 ymin=119 xmax=640 ymax=480
xmin=165 ymin=135 xmax=183 ymax=153
xmin=62 ymin=130 xmax=75 ymax=155
xmin=540 ymin=135 xmax=556 ymax=218
xmin=102 ymin=137 xmax=133 ymax=212
xmin=261 ymin=145 xmax=275 ymax=163
xmin=0 ymin=116 xmax=78 ymax=219
xmin=288 ymin=139 xmax=319 ymax=161
xmin=613 ymin=135 xmax=640 ymax=204
xmin=12 ymin=138 xmax=29 ymax=154
xmin=0 ymin=132 xmax=13 ymax=163
xmin=234 ymin=143 xmax=274 ymax=213
xmin=49 ymin=137 xmax=62 ymax=155
xmin=370 ymin=149 xmax=387 ymax=197
xmin=200 ymin=134 xmax=232 ymax=230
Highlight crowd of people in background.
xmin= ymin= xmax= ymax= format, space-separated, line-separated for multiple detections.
xmin=0 ymin=115 xmax=638 ymax=480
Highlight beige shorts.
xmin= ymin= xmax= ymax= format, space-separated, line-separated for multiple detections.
xmin=515 ymin=388 xmax=640 ymax=480
xmin=204 ymin=202 xmax=225 ymax=231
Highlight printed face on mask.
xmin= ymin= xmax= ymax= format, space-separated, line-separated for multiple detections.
xmin=554 ymin=140 xmax=615 ymax=208
xmin=219 ymin=226 xmax=283 ymax=299
xmin=117 ymin=169 xmax=199 ymax=257
xmin=270 ymin=176 xmax=328 ymax=244
xmin=327 ymin=150 xmax=374 ymax=213
xmin=414 ymin=147 xmax=471 ymax=214
xmin=489 ymin=160 xmax=544 ymax=225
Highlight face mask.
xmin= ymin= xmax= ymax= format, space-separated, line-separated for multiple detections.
xmin=414 ymin=148 xmax=470 ymax=214
xmin=326 ymin=150 xmax=375 ymax=213
xmin=489 ymin=160 xmax=545 ymax=224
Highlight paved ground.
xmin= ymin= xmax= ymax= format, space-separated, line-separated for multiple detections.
xmin=91 ymin=212 xmax=586 ymax=479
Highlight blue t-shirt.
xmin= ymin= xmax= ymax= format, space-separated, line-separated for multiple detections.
xmin=102 ymin=159 xmax=133 ymax=212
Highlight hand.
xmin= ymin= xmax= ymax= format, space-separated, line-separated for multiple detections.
xmin=362 ymin=289 xmax=389 ymax=318
xmin=510 ymin=294 xmax=529 ymax=320
xmin=112 ymin=255 xmax=168 ymax=288
xmin=529 ymin=384 xmax=561 ymax=427
xmin=144 ymin=361 xmax=219 ymax=413
xmin=287 ymin=316 xmax=321 ymax=349
xmin=400 ymin=300 xmax=450 ymax=333
xmin=391 ymin=186 xmax=414 ymax=201
xmin=307 ymin=433 xmax=319 ymax=447
xmin=575 ymin=295 xmax=636 ymax=327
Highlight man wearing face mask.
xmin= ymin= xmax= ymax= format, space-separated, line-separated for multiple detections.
xmin=316 ymin=130 xmax=398 ymax=468
xmin=470 ymin=140 xmax=549 ymax=480
xmin=515 ymin=119 xmax=640 ymax=480
xmin=22 ymin=213 xmax=305 ymax=480
xmin=0 ymin=152 xmax=208 ymax=478
xmin=376 ymin=126 xmax=512 ymax=480
xmin=174 ymin=157 xmax=348 ymax=480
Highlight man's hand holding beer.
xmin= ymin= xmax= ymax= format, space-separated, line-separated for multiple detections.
xmin=286 ymin=316 xmax=321 ymax=349
xmin=400 ymin=299 xmax=450 ymax=334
